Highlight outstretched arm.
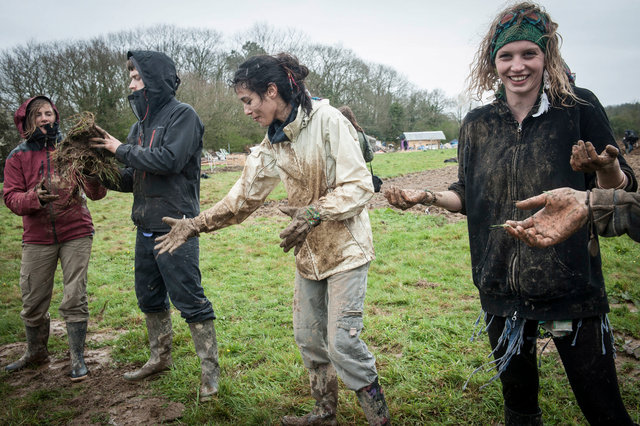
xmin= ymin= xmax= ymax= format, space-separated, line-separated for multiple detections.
xmin=383 ymin=187 xmax=462 ymax=212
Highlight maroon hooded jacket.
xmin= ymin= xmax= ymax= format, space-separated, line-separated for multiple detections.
xmin=3 ymin=96 xmax=106 ymax=244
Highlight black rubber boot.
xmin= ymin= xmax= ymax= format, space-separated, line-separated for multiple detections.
xmin=124 ymin=310 xmax=173 ymax=381
xmin=281 ymin=363 xmax=338 ymax=426
xmin=189 ymin=320 xmax=220 ymax=401
xmin=67 ymin=321 xmax=89 ymax=382
xmin=355 ymin=377 xmax=391 ymax=425
xmin=504 ymin=405 xmax=543 ymax=426
xmin=4 ymin=315 xmax=50 ymax=372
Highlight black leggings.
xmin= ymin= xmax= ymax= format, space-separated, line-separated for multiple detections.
xmin=486 ymin=315 xmax=634 ymax=425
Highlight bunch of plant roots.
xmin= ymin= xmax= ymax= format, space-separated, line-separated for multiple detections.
xmin=53 ymin=112 xmax=120 ymax=188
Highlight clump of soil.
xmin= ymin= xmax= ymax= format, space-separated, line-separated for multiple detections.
xmin=53 ymin=112 xmax=120 ymax=188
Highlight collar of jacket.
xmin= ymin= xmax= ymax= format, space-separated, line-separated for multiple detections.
xmin=268 ymin=100 xmax=299 ymax=143
xmin=28 ymin=122 xmax=61 ymax=148
xmin=493 ymin=92 xmax=545 ymax=123
xmin=276 ymin=99 xmax=326 ymax=143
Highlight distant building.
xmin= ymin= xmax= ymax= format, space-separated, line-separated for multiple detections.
xmin=402 ymin=131 xmax=446 ymax=149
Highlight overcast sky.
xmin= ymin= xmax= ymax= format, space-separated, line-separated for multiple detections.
xmin=1 ymin=0 xmax=638 ymax=107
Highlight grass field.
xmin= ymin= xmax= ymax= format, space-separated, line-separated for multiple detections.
xmin=1 ymin=150 xmax=639 ymax=425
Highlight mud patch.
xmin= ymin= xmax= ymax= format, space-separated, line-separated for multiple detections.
xmin=1 ymin=320 xmax=184 ymax=425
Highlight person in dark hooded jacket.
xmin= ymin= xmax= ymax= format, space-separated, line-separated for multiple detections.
xmin=3 ymin=95 xmax=106 ymax=381
xmin=91 ymin=51 xmax=219 ymax=401
xmin=384 ymin=3 xmax=637 ymax=425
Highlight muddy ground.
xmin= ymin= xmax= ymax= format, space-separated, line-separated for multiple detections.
xmin=2 ymin=151 xmax=639 ymax=424
xmin=0 ymin=320 xmax=185 ymax=425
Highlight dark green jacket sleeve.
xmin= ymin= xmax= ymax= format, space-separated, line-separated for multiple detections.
xmin=592 ymin=188 xmax=640 ymax=242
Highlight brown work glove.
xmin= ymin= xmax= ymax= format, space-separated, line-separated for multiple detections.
xmin=278 ymin=205 xmax=322 ymax=255
xmin=154 ymin=216 xmax=204 ymax=255
xmin=505 ymin=187 xmax=588 ymax=248
xmin=35 ymin=177 xmax=59 ymax=205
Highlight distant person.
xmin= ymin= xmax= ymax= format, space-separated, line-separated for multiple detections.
xmin=623 ymin=129 xmax=638 ymax=153
xmin=504 ymin=186 xmax=640 ymax=245
xmin=91 ymin=51 xmax=219 ymax=401
xmin=154 ymin=53 xmax=391 ymax=425
xmin=338 ymin=105 xmax=374 ymax=162
xmin=3 ymin=95 xmax=107 ymax=381
xmin=384 ymin=2 xmax=637 ymax=425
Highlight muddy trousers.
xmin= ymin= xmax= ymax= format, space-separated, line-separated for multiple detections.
xmin=19 ymin=237 xmax=92 ymax=326
xmin=486 ymin=315 xmax=635 ymax=425
xmin=134 ymin=229 xmax=214 ymax=323
xmin=293 ymin=262 xmax=378 ymax=391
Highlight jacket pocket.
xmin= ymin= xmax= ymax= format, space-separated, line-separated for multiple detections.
xmin=517 ymin=245 xmax=578 ymax=300
xmin=472 ymin=233 xmax=511 ymax=297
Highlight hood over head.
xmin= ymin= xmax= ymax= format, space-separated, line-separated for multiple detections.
xmin=14 ymin=95 xmax=60 ymax=139
xmin=127 ymin=50 xmax=181 ymax=121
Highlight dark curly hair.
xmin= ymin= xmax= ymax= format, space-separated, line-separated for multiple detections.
xmin=232 ymin=53 xmax=312 ymax=115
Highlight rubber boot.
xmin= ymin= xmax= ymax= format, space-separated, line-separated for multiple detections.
xmin=4 ymin=315 xmax=50 ymax=372
xmin=189 ymin=320 xmax=220 ymax=401
xmin=355 ymin=377 xmax=391 ymax=426
xmin=504 ymin=405 xmax=543 ymax=426
xmin=281 ymin=363 xmax=338 ymax=426
xmin=124 ymin=310 xmax=172 ymax=381
xmin=66 ymin=321 xmax=89 ymax=381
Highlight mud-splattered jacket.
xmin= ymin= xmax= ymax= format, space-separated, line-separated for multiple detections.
xmin=592 ymin=189 xmax=640 ymax=242
xmin=3 ymin=96 xmax=106 ymax=244
xmin=196 ymin=99 xmax=375 ymax=280
xmin=449 ymin=87 xmax=637 ymax=320
xmin=112 ymin=51 xmax=203 ymax=232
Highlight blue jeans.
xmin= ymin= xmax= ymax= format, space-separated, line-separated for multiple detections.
xmin=134 ymin=229 xmax=214 ymax=323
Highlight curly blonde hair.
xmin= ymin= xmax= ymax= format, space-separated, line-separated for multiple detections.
xmin=467 ymin=2 xmax=578 ymax=106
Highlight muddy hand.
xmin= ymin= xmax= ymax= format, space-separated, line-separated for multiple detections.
xmin=570 ymin=140 xmax=618 ymax=173
xmin=384 ymin=186 xmax=426 ymax=210
xmin=35 ymin=177 xmax=59 ymax=204
xmin=90 ymin=127 xmax=122 ymax=154
xmin=505 ymin=187 xmax=588 ymax=248
xmin=278 ymin=205 xmax=321 ymax=255
xmin=154 ymin=216 xmax=201 ymax=255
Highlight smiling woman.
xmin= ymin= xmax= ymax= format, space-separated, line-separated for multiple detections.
xmin=383 ymin=2 xmax=638 ymax=425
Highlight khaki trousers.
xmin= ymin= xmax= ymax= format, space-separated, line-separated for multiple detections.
xmin=19 ymin=236 xmax=92 ymax=326
xmin=293 ymin=262 xmax=378 ymax=391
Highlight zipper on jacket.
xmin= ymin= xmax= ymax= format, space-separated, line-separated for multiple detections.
xmin=508 ymin=120 xmax=523 ymax=297
xmin=45 ymin=147 xmax=58 ymax=244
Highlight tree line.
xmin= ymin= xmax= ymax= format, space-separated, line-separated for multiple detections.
xmin=0 ymin=24 xmax=457 ymax=168
xmin=0 ymin=23 xmax=638 ymax=178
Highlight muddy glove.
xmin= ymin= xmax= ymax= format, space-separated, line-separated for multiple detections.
xmin=35 ymin=177 xmax=59 ymax=205
xmin=504 ymin=187 xmax=588 ymax=248
xmin=154 ymin=216 xmax=204 ymax=255
xmin=279 ymin=205 xmax=321 ymax=255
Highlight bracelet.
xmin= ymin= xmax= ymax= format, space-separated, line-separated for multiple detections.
xmin=423 ymin=189 xmax=436 ymax=206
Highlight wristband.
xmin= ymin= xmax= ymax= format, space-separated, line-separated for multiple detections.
xmin=303 ymin=206 xmax=321 ymax=227
xmin=423 ymin=189 xmax=436 ymax=206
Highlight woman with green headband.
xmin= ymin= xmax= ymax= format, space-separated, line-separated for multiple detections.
xmin=385 ymin=2 xmax=637 ymax=425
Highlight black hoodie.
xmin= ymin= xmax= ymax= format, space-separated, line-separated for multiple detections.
xmin=113 ymin=50 xmax=204 ymax=232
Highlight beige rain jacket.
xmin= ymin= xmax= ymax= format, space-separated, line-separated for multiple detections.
xmin=197 ymin=99 xmax=375 ymax=280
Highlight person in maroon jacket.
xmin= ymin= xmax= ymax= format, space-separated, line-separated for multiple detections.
xmin=2 ymin=95 xmax=106 ymax=381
